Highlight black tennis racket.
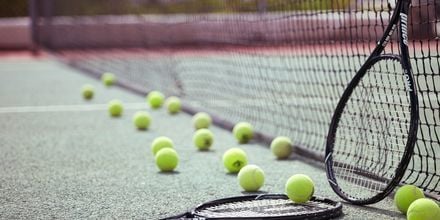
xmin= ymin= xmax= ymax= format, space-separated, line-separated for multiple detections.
xmin=162 ymin=194 xmax=342 ymax=219
xmin=325 ymin=0 xmax=419 ymax=205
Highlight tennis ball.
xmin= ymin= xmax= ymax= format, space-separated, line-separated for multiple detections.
xmin=233 ymin=122 xmax=253 ymax=144
xmin=101 ymin=72 xmax=116 ymax=86
xmin=285 ymin=174 xmax=314 ymax=203
xmin=222 ymin=148 xmax=248 ymax=173
xmin=166 ymin=96 xmax=181 ymax=114
xmin=132 ymin=111 xmax=151 ymax=130
xmin=147 ymin=91 xmax=165 ymax=109
xmin=270 ymin=136 xmax=292 ymax=159
xmin=407 ymin=198 xmax=440 ymax=220
xmin=107 ymin=99 xmax=123 ymax=117
xmin=193 ymin=128 xmax=214 ymax=151
xmin=81 ymin=84 xmax=94 ymax=100
xmin=192 ymin=112 xmax=212 ymax=130
xmin=237 ymin=164 xmax=265 ymax=192
xmin=151 ymin=136 xmax=174 ymax=155
xmin=394 ymin=185 xmax=425 ymax=214
xmin=155 ymin=148 xmax=179 ymax=172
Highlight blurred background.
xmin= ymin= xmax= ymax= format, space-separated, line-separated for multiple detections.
xmin=1 ymin=0 xmax=439 ymax=50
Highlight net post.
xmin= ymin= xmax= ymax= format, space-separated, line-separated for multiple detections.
xmin=41 ymin=0 xmax=54 ymax=50
xmin=28 ymin=0 xmax=39 ymax=55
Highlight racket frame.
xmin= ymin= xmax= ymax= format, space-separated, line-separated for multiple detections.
xmin=165 ymin=194 xmax=343 ymax=219
xmin=325 ymin=0 xmax=419 ymax=205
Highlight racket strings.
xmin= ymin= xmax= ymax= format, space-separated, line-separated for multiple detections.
xmin=332 ymin=57 xmax=413 ymax=199
xmin=194 ymin=198 xmax=337 ymax=218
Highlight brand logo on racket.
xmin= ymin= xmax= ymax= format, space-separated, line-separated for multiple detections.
xmin=400 ymin=13 xmax=408 ymax=45
xmin=404 ymin=70 xmax=413 ymax=92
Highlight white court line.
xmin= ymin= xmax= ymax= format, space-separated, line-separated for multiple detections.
xmin=0 ymin=103 xmax=148 ymax=114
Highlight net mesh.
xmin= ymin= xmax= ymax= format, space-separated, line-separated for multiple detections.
xmin=35 ymin=0 xmax=439 ymax=198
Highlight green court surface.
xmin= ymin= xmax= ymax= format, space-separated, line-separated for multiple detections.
xmin=0 ymin=57 xmax=405 ymax=219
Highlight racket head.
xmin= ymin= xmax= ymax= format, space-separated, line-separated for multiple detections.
xmin=325 ymin=55 xmax=419 ymax=205
xmin=165 ymin=194 xmax=342 ymax=219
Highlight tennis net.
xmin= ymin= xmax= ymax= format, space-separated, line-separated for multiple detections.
xmin=33 ymin=0 xmax=439 ymax=198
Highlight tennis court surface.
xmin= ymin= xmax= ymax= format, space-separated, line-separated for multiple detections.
xmin=0 ymin=55 xmax=405 ymax=219
xmin=1 ymin=0 xmax=439 ymax=219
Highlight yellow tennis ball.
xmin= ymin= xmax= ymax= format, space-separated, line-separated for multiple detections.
xmin=155 ymin=148 xmax=179 ymax=172
xmin=147 ymin=91 xmax=165 ymax=109
xmin=81 ymin=84 xmax=94 ymax=100
xmin=193 ymin=128 xmax=214 ymax=151
xmin=222 ymin=148 xmax=248 ymax=173
xmin=233 ymin=122 xmax=253 ymax=144
xmin=237 ymin=164 xmax=265 ymax=192
xmin=407 ymin=198 xmax=440 ymax=220
xmin=101 ymin=72 xmax=116 ymax=86
xmin=166 ymin=96 xmax=181 ymax=114
xmin=394 ymin=185 xmax=425 ymax=214
xmin=270 ymin=136 xmax=292 ymax=159
xmin=285 ymin=174 xmax=314 ymax=203
xmin=151 ymin=136 xmax=174 ymax=155
xmin=107 ymin=99 xmax=123 ymax=117
xmin=132 ymin=111 xmax=151 ymax=130
xmin=192 ymin=112 xmax=212 ymax=129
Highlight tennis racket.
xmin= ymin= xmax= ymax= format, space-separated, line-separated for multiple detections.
xmin=325 ymin=0 xmax=419 ymax=205
xmin=162 ymin=194 xmax=342 ymax=219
